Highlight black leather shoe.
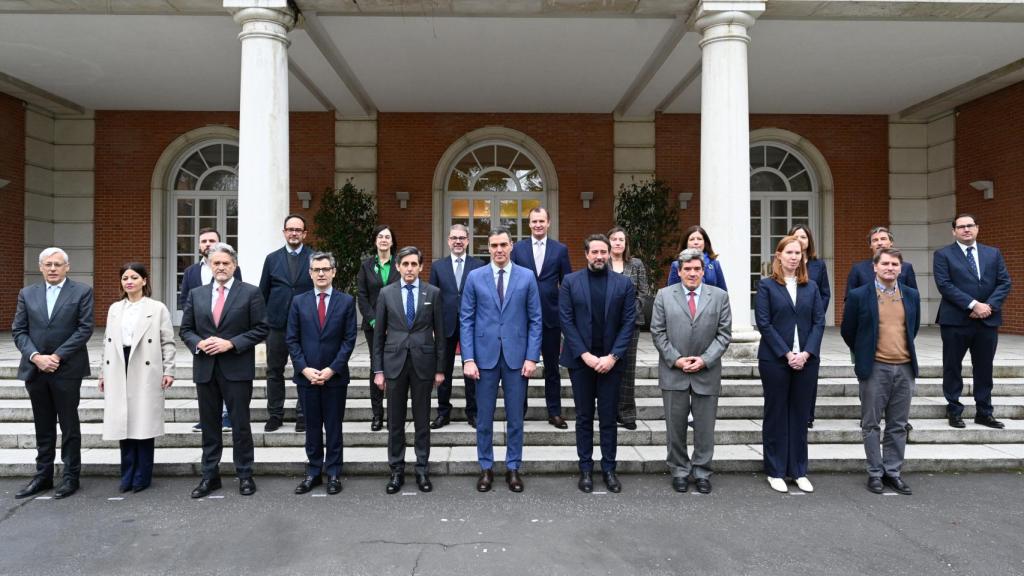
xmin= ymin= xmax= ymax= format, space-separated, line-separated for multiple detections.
xmin=415 ymin=473 xmax=433 ymax=493
xmin=295 ymin=475 xmax=322 ymax=494
xmin=15 ymin=477 xmax=53 ymax=499
xmin=807 ymin=420 xmax=814 ymax=429
xmin=882 ymin=475 xmax=912 ymax=495
xmin=506 ymin=470 xmax=524 ymax=492
xmin=132 ymin=484 xmax=148 ymax=493
xmin=370 ymin=415 xmax=384 ymax=432
xmin=905 ymin=422 xmax=913 ymax=432
xmin=119 ymin=484 xmax=132 ymax=494
xmin=386 ymin=472 xmax=404 ymax=494
xmin=467 ymin=415 xmax=477 ymax=429
xmin=671 ymin=476 xmax=689 ymax=493
xmin=578 ymin=470 xmax=593 ymax=493
xmin=239 ymin=477 xmax=257 ymax=496
xmin=476 ymin=469 xmax=493 ymax=492
xmin=948 ymin=414 xmax=966 ymax=428
xmin=867 ymin=477 xmax=884 ymax=494
xmin=264 ymin=416 xmax=283 ymax=432
xmin=429 ymin=415 xmax=450 ymax=429
xmin=53 ymin=479 xmax=79 ymax=500
xmin=603 ymin=471 xmax=622 ymax=493
xmin=294 ymin=419 xmax=306 ymax=433
xmin=327 ymin=476 xmax=343 ymax=495
xmin=974 ymin=414 xmax=1005 ymax=429
xmin=548 ymin=415 xmax=568 ymax=429
xmin=694 ymin=478 xmax=712 ymax=494
xmin=618 ymin=419 xmax=637 ymax=431
xmin=191 ymin=477 xmax=222 ymax=499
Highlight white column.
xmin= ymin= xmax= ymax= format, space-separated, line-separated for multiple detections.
xmin=227 ymin=1 xmax=296 ymax=281
xmin=695 ymin=1 xmax=763 ymax=354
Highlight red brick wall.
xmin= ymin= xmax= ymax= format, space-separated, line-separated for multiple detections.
xmin=377 ymin=113 xmax=614 ymax=273
xmin=93 ymin=110 xmax=333 ymax=322
xmin=956 ymin=81 xmax=1024 ymax=334
xmin=656 ymin=113 xmax=890 ymax=322
xmin=0 ymin=94 xmax=26 ymax=328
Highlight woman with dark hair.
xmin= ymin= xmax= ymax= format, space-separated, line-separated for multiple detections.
xmin=755 ymin=236 xmax=825 ymax=494
xmin=667 ymin=225 xmax=727 ymax=291
xmin=98 ymin=263 xmax=176 ymax=492
xmin=607 ymin=226 xmax=649 ymax=430
xmin=357 ymin=224 xmax=399 ymax=431
xmin=788 ymin=224 xmax=831 ymax=429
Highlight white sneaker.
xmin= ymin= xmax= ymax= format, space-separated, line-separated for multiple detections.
xmin=795 ymin=477 xmax=814 ymax=493
xmin=767 ymin=476 xmax=788 ymax=493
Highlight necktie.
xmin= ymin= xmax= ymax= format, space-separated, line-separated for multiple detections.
xmin=688 ymin=291 xmax=697 ymax=317
xmin=455 ymin=257 xmax=464 ymax=290
xmin=966 ymin=246 xmax=980 ymax=280
xmin=213 ymin=285 xmax=226 ymax=326
xmin=533 ymin=241 xmax=543 ymax=276
xmin=405 ymin=284 xmax=416 ymax=328
xmin=287 ymin=251 xmax=300 ymax=281
xmin=318 ymin=292 xmax=327 ymax=329
xmin=46 ymin=285 xmax=60 ymax=319
xmin=497 ymin=269 xmax=505 ymax=307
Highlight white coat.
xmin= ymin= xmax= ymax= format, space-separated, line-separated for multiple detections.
xmin=100 ymin=297 xmax=176 ymax=440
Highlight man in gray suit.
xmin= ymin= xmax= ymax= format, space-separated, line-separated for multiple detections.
xmin=373 ymin=246 xmax=446 ymax=494
xmin=651 ymin=248 xmax=732 ymax=494
xmin=12 ymin=247 xmax=95 ymax=499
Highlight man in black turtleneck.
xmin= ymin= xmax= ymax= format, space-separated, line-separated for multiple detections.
xmin=559 ymin=234 xmax=635 ymax=494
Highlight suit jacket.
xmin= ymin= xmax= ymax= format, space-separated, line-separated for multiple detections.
xmin=12 ymin=279 xmax=95 ymax=382
xmin=372 ymin=281 xmax=446 ymax=380
xmin=650 ymin=283 xmax=732 ymax=395
xmin=460 ymin=263 xmax=543 ymax=370
xmin=807 ymin=258 xmax=832 ymax=314
xmin=259 ymin=245 xmax=315 ymax=330
xmin=178 ymin=261 xmax=242 ymax=312
xmin=841 ymin=282 xmax=920 ymax=380
xmin=933 ymin=242 xmax=1012 ymax=327
xmin=668 ymin=254 xmax=727 ymax=291
xmin=179 ymin=281 xmax=269 ymax=383
xmin=558 ymin=269 xmax=636 ymax=371
xmin=846 ymin=259 xmax=916 ymax=297
xmin=356 ymin=255 xmax=399 ymax=331
xmin=286 ymin=289 xmax=358 ymax=388
xmin=428 ymin=254 xmax=486 ymax=338
xmin=755 ymin=278 xmax=825 ymax=361
xmin=511 ymin=238 xmax=572 ymax=328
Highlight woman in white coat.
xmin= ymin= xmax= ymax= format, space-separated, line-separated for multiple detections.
xmin=98 ymin=263 xmax=175 ymax=492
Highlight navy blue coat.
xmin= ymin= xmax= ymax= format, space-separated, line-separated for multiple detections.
xmin=841 ymin=281 xmax=920 ymax=380
xmin=806 ymin=259 xmax=831 ymax=314
xmin=558 ymin=269 xmax=636 ymax=371
xmin=178 ymin=261 xmax=241 ymax=311
xmin=259 ymin=245 xmax=315 ymax=330
xmin=667 ymin=254 xmax=727 ymax=291
xmin=429 ymin=255 xmax=486 ymax=339
xmin=933 ymin=242 xmax=1012 ymax=327
xmin=845 ymin=259 xmax=916 ymax=297
xmin=286 ymin=289 xmax=358 ymax=387
xmin=755 ymin=278 xmax=825 ymax=362
xmin=511 ymin=238 xmax=572 ymax=328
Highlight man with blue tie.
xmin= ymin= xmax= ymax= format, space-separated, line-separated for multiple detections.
xmin=559 ymin=234 xmax=635 ymax=493
xmin=462 ymin=227 xmax=543 ymax=492
xmin=511 ymin=207 xmax=572 ymax=429
xmin=934 ymin=213 xmax=1012 ymax=429
xmin=286 ymin=252 xmax=357 ymax=495
xmin=429 ymin=224 xmax=485 ymax=429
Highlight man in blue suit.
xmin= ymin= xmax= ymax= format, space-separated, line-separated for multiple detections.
xmin=841 ymin=248 xmax=919 ymax=496
xmin=461 ymin=227 xmax=542 ymax=492
xmin=428 ymin=224 xmax=485 ymax=429
xmin=934 ymin=213 xmax=1012 ymax=429
xmin=559 ymin=234 xmax=635 ymax=493
xmin=260 ymin=214 xmax=315 ymax=433
xmin=510 ymin=207 xmax=572 ymax=429
xmin=286 ymin=252 xmax=357 ymax=495
xmin=845 ymin=226 xmax=917 ymax=296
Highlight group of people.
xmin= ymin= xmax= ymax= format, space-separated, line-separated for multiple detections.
xmin=9 ymin=207 xmax=1011 ymax=500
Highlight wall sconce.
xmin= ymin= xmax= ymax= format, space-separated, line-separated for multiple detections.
xmin=296 ymin=191 xmax=312 ymax=209
xmin=969 ymin=180 xmax=994 ymax=200
xmin=678 ymin=192 xmax=693 ymax=210
xmin=579 ymin=191 xmax=594 ymax=209
xmin=395 ymin=191 xmax=410 ymax=209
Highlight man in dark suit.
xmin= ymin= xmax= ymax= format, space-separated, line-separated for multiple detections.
xmin=510 ymin=206 xmax=572 ymax=429
xmin=181 ymin=243 xmax=269 ymax=497
xmin=934 ymin=213 xmax=1012 ymax=429
xmin=559 ymin=234 xmax=635 ymax=493
xmin=428 ymin=224 xmax=485 ymax=429
xmin=286 ymin=252 xmax=357 ymax=496
xmin=260 ymin=214 xmax=315 ymax=432
xmin=462 ymin=227 xmax=542 ymax=492
xmin=373 ymin=246 xmax=446 ymax=494
xmin=12 ymin=247 xmax=94 ymax=499
xmin=845 ymin=226 xmax=917 ymax=296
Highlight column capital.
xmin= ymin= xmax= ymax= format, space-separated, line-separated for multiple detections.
xmin=226 ymin=1 xmax=297 ymax=45
xmin=694 ymin=1 xmax=763 ymax=46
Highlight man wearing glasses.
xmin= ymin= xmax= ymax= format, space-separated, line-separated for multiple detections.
xmin=934 ymin=214 xmax=1012 ymax=429
xmin=428 ymin=224 xmax=485 ymax=429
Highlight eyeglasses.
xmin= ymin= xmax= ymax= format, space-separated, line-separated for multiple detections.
xmin=311 ymin=267 xmax=334 ymax=274
xmin=954 ymin=224 xmax=977 ymax=230
xmin=449 ymin=236 xmax=468 ymax=242
xmin=284 ymin=227 xmax=306 ymax=234
xmin=41 ymin=262 xmax=67 ymax=269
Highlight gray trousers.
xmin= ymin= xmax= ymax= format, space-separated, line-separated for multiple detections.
xmin=859 ymin=362 xmax=914 ymax=478
xmin=663 ymin=388 xmax=718 ymax=480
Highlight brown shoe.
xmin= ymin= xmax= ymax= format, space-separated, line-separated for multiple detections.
xmin=506 ymin=469 xmax=524 ymax=492
xmin=476 ymin=468 xmax=494 ymax=492
xmin=548 ymin=415 xmax=568 ymax=429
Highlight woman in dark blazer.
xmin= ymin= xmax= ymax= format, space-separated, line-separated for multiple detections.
xmin=356 ymin=224 xmax=398 ymax=431
xmin=789 ymin=224 xmax=830 ymax=429
xmin=756 ymin=235 xmax=825 ymax=494
xmin=607 ymin=226 xmax=649 ymax=430
xmin=667 ymin=225 xmax=726 ymax=291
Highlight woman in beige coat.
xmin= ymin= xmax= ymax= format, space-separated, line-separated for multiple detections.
xmin=98 ymin=263 xmax=175 ymax=492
